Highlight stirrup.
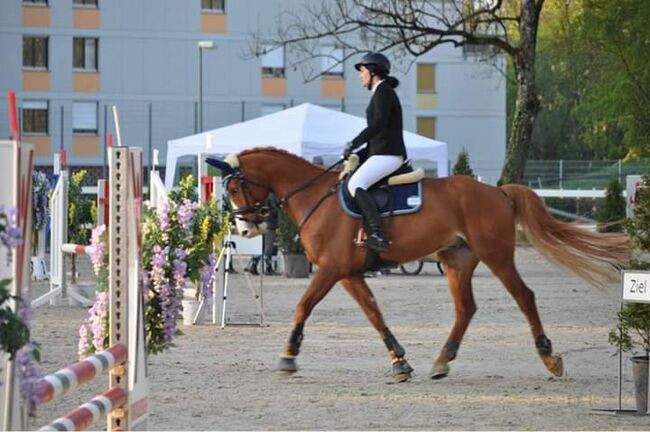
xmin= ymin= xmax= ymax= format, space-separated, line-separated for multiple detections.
xmin=365 ymin=233 xmax=390 ymax=252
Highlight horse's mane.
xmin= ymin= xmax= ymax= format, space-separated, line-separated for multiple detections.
xmin=238 ymin=147 xmax=328 ymax=172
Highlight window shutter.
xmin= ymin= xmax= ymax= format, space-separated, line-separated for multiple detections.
xmin=73 ymin=102 xmax=97 ymax=132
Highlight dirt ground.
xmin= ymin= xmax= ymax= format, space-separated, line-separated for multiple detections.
xmin=26 ymin=247 xmax=650 ymax=430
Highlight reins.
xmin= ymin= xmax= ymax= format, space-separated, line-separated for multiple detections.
xmin=227 ymin=157 xmax=345 ymax=230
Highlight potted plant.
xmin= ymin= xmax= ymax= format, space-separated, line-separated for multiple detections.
xmin=277 ymin=208 xmax=309 ymax=278
xmin=610 ymin=174 xmax=650 ymax=413
xmin=608 ymin=301 xmax=650 ymax=413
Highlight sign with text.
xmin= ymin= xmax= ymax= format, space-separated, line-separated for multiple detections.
xmin=622 ymin=271 xmax=650 ymax=303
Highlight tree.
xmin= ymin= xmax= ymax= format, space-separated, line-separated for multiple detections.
xmin=576 ymin=0 xmax=650 ymax=160
xmin=266 ymin=0 xmax=546 ymax=184
xmin=452 ymin=149 xmax=475 ymax=177
xmin=527 ymin=0 xmax=590 ymax=160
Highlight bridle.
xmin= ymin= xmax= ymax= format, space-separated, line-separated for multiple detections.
xmin=223 ymin=158 xmax=345 ymax=228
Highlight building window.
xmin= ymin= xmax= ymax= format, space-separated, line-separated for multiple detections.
xmin=261 ymin=46 xmax=285 ymax=78
xmin=417 ymin=117 xmax=436 ymax=139
xmin=23 ymin=0 xmax=48 ymax=5
xmin=417 ymin=64 xmax=436 ymax=93
xmin=321 ymin=46 xmax=344 ymax=77
xmin=73 ymin=102 xmax=98 ymax=134
xmin=23 ymin=36 xmax=48 ymax=69
xmin=73 ymin=38 xmax=98 ymax=70
xmin=73 ymin=0 xmax=98 ymax=7
xmin=202 ymin=0 xmax=224 ymax=11
xmin=22 ymin=101 xmax=48 ymax=134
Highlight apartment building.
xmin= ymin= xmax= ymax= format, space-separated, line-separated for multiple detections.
xmin=0 ymin=0 xmax=506 ymax=183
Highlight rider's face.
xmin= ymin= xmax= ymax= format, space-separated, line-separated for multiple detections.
xmin=359 ymin=65 xmax=372 ymax=87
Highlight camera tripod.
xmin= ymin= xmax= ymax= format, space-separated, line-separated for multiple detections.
xmin=193 ymin=226 xmax=267 ymax=327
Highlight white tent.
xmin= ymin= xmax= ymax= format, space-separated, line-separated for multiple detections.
xmin=164 ymin=103 xmax=448 ymax=188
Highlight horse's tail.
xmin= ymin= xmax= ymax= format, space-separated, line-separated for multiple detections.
xmin=500 ymin=184 xmax=631 ymax=287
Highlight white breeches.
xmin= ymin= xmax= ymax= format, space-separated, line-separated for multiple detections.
xmin=347 ymin=155 xmax=404 ymax=196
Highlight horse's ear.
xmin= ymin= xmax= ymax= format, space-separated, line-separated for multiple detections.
xmin=205 ymin=156 xmax=235 ymax=176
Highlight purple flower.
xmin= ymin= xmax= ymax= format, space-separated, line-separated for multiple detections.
xmin=158 ymin=199 xmax=170 ymax=232
xmin=89 ymin=225 xmax=107 ymax=276
xmin=78 ymin=292 xmax=109 ymax=358
xmin=16 ymin=343 xmax=43 ymax=410
xmin=177 ymin=198 xmax=196 ymax=230
xmin=199 ymin=253 xmax=217 ymax=300
xmin=0 ymin=206 xmax=23 ymax=253
xmin=16 ymin=299 xmax=42 ymax=413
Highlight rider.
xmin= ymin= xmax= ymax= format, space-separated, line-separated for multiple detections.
xmin=343 ymin=52 xmax=407 ymax=252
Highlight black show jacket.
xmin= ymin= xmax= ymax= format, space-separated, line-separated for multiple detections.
xmin=351 ymin=81 xmax=407 ymax=158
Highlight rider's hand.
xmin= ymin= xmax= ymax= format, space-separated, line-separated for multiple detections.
xmin=342 ymin=141 xmax=355 ymax=158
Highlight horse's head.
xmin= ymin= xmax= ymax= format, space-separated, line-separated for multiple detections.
xmin=206 ymin=153 xmax=272 ymax=238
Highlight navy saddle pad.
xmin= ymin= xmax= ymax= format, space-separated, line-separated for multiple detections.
xmin=338 ymin=181 xmax=424 ymax=218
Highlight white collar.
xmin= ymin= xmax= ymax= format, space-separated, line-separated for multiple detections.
xmin=371 ymin=79 xmax=384 ymax=93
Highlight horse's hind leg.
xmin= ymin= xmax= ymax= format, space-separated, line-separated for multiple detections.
xmin=483 ymin=254 xmax=563 ymax=377
xmin=340 ymin=276 xmax=414 ymax=383
xmin=431 ymin=246 xmax=479 ymax=379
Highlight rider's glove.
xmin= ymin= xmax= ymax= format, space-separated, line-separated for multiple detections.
xmin=343 ymin=141 xmax=355 ymax=158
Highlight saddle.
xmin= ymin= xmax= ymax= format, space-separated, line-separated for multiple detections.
xmin=339 ymin=160 xmax=426 ymax=218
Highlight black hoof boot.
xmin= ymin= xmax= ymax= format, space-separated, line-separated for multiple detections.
xmin=392 ymin=358 xmax=414 ymax=383
xmin=275 ymin=356 xmax=298 ymax=375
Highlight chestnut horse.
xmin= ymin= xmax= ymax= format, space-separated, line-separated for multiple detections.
xmin=210 ymin=148 xmax=630 ymax=382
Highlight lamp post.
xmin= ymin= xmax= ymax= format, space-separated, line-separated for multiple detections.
xmin=198 ymin=40 xmax=215 ymax=133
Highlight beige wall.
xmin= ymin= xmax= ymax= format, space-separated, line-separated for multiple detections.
xmin=72 ymin=135 xmax=100 ymax=157
xmin=417 ymin=93 xmax=438 ymax=110
xmin=201 ymin=13 xmax=227 ymax=33
xmin=23 ymin=71 xmax=50 ymax=92
xmin=73 ymin=8 xmax=100 ymax=29
xmin=24 ymin=135 xmax=50 ymax=157
xmin=321 ymin=77 xmax=346 ymax=98
xmin=23 ymin=5 xmax=50 ymax=27
xmin=262 ymin=77 xmax=287 ymax=97
xmin=73 ymin=72 xmax=100 ymax=93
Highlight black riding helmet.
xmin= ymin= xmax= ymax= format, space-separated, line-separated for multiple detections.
xmin=354 ymin=52 xmax=391 ymax=76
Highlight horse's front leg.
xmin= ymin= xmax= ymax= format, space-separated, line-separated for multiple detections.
xmin=340 ymin=276 xmax=413 ymax=383
xmin=276 ymin=267 xmax=340 ymax=375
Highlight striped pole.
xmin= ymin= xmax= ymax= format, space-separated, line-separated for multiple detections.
xmin=39 ymin=387 xmax=127 ymax=431
xmin=37 ymin=345 xmax=127 ymax=404
xmin=60 ymin=244 xmax=94 ymax=255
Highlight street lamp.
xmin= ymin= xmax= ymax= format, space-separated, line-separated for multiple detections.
xmin=198 ymin=40 xmax=215 ymax=133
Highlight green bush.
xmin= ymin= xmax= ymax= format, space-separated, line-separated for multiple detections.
xmin=277 ymin=208 xmax=304 ymax=254
xmin=596 ymin=178 xmax=626 ymax=232
xmin=452 ymin=149 xmax=475 ymax=177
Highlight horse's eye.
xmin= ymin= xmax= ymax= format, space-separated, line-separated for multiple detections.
xmin=231 ymin=188 xmax=239 ymax=195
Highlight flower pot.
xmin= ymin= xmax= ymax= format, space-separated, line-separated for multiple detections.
xmin=182 ymin=299 xmax=206 ymax=325
xmin=282 ymin=253 xmax=310 ymax=278
xmin=631 ymin=356 xmax=649 ymax=414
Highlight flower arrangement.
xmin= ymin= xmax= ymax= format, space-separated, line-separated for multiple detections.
xmin=142 ymin=175 xmax=227 ymax=354
xmin=78 ymin=225 xmax=109 ymax=359
xmin=0 ymin=205 xmax=42 ymax=413
xmin=78 ymin=175 xmax=228 ymax=357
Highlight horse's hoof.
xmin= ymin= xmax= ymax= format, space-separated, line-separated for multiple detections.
xmin=392 ymin=358 xmax=414 ymax=383
xmin=430 ymin=362 xmax=450 ymax=380
xmin=543 ymin=355 xmax=563 ymax=377
xmin=275 ymin=356 xmax=298 ymax=375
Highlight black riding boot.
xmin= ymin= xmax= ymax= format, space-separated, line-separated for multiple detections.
xmin=354 ymin=188 xmax=390 ymax=252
